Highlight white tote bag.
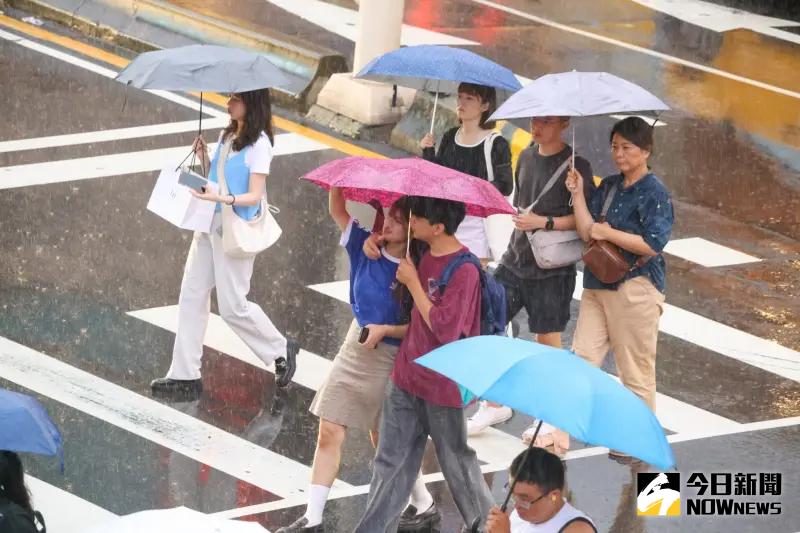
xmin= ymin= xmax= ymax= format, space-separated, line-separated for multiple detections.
xmin=482 ymin=132 xmax=516 ymax=261
xmin=147 ymin=167 xmax=217 ymax=233
xmin=216 ymin=138 xmax=282 ymax=259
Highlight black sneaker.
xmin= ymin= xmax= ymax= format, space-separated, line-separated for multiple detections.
xmin=275 ymin=516 xmax=324 ymax=532
xmin=274 ymin=338 xmax=299 ymax=388
xmin=150 ymin=378 xmax=202 ymax=400
xmin=398 ymin=502 xmax=441 ymax=532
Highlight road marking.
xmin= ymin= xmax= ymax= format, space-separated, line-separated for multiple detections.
xmin=0 ymin=134 xmax=327 ymax=189
xmin=307 ymin=278 xmax=737 ymax=433
xmin=664 ymin=237 xmax=761 ymax=267
xmin=0 ymin=336 xmax=351 ymax=499
xmin=264 ymin=0 xmax=478 ymax=46
xmin=468 ymin=0 xmax=800 ymax=101
xmin=217 ymin=415 xmax=800 ymax=519
xmin=128 ymin=304 xmax=523 ymax=467
xmin=0 ymin=18 xmax=385 ymax=160
xmin=632 ymin=0 xmax=800 ymax=45
xmin=573 ymin=271 xmax=800 ymax=383
xmin=0 ymin=117 xmax=230 ymax=154
xmin=26 ymin=475 xmax=117 ymax=533
xmin=0 ymin=27 xmax=227 ymax=118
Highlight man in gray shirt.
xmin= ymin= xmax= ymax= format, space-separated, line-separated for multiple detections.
xmin=467 ymin=117 xmax=595 ymax=446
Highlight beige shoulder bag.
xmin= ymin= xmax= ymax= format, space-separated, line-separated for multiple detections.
xmin=216 ymin=137 xmax=282 ymax=258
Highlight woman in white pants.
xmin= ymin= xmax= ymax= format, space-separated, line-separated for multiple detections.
xmin=151 ymin=89 xmax=298 ymax=400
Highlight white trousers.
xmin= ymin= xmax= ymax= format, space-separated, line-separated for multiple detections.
xmin=166 ymin=214 xmax=287 ymax=380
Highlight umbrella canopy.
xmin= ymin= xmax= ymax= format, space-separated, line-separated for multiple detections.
xmin=489 ymin=71 xmax=669 ymax=121
xmin=115 ymin=44 xmax=290 ymax=92
xmin=415 ymin=336 xmax=675 ymax=470
xmin=86 ymin=507 xmax=269 ymax=533
xmin=0 ymin=388 xmax=64 ymax=468
xmin=355 ymin=44 xmax=523 ymax=93
xmin=300 ymin=156 xmax=516 ymax=218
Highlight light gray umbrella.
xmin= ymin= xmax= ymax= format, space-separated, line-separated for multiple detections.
xmin=115 ymin=44 xmax=290 ymax=92
xmin=116 ymin=44 xmax=289 ymax=175
xmin=489 ymin=71 xmax=669 ymax=121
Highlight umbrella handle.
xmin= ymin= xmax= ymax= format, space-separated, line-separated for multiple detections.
xmin=501 ymin=419 xmax=543 ymax=512
xmin=429 ymin=81 xmax=440 ymax=135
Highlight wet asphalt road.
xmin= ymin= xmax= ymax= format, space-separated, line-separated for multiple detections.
xmin=0 ymin=2 xmax=799 ymax=533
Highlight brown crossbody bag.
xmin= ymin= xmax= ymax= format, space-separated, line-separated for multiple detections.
xmin=582 ymin=183 xmax=648 ymax=284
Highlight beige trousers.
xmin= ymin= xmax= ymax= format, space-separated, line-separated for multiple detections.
xmin=572 ymin=276 xmax=665 ymax=409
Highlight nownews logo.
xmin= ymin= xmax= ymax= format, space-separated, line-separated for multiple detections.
xmin=637 ymin=472 xmax=783 ymax=517
xmin=637 ymin=473 xmax=681 ymax=516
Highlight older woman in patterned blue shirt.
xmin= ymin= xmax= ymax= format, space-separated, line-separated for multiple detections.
xmin=565 ymin=117 xmax=673 ymax=427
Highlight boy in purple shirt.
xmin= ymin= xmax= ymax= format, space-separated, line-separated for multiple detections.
xmin=354 ymin=196 xmax=494 ymax=533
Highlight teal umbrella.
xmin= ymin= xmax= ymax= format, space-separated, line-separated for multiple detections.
xmin=416 ymin=336 xmax=675 ymax=512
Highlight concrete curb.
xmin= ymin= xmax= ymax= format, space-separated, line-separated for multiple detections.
xmin=5 ymin=0 xmax=348 ymax=112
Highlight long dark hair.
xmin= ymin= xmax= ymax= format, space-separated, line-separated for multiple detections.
xmin=223 ymin=88 xmax=275 ymax=151
xmin=390 ymin=197 xmax=428 ymax=324
xmin=0 ymin=451 xmax=33 ymax=514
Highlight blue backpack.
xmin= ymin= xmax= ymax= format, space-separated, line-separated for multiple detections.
xmin=438 ymin=252 xmax=508 ymax=336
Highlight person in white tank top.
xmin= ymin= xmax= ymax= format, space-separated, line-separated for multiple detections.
xmin=486 ymin=448 xmax=596 ymax=533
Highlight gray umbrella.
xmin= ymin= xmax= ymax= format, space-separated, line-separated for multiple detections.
xmin=115 ymin=44 xmax=290 ymax=92
xmin=116 ymin=44 xmax=289 ymax=175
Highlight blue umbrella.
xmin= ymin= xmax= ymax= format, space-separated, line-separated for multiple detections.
xmin=355 ymin=45 xmax=522 ymax=133
xmin=415 ymin=336 xmax=675 ymax=470
xmin=0 ymin=388 xmax=64 ymax=469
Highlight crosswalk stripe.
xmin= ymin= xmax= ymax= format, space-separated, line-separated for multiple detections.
xmin=0 ymin=336 xmax=352 ymax=499
xmin=127 ymin=305 xmax=527 ymax=467
xmin=573 ymin=271 xmax=800 ymax=383
xmin=307 ymin=278 xmax=741 ymax=433
xmin=663 ymin=237 xmax=761 ymax=267
xmin=0 ymin=117 xmax=230 ymax=154
xmin=26 ymin=475 xmax=117 ymax=533
xmin=0 ymin=134 xmax=328 ymax=189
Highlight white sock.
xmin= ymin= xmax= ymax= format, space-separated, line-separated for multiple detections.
xmin=303 ymin=484 xmax=330 ymax=526
xmin=408 ymin=474 xmax=434 ymax=514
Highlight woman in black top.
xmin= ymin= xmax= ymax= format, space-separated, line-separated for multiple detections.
xmin=421 ymin=82 xmax=513 ymax=261
xmin=0 ymin=452 xmax=43 ymax=533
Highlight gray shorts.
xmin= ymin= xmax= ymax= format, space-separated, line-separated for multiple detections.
xmin=494 ymin=265 xmax=576 ymax=334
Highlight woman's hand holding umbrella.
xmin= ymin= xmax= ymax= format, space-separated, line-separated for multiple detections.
xmin=419 ymin=133 xmax=436 ymax=150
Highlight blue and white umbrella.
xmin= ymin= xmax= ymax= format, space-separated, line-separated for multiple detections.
xmin=356 ymin=45 xmax=522 ymax=133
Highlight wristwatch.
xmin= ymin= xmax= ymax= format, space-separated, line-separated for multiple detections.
xmin=545 ymin=216 xmax=555 ymax=231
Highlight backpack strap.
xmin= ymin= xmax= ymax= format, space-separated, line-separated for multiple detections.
xmin=483 ymin=131 xmax=499 ymax=183
xmin=438 ymin=252 xmax=482 ymax=294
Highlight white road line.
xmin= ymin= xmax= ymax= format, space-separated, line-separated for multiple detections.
xmin=217 ymin=415 xmax=800 ymax=519
xmin=574 ymin=271 xmax=800 ymax=383
xmin=0 ymin=336 xmax=351 ymax=499
xmin=265 ymin=0 xmax=478 ymax=46
xmin=664 ymin=237 xmax=761 ymax=267
xmin=468 ymin=0 xmax=800 ymax=101
xmin=0 ymin=28 xmax=227 ymax=118
xmin=632 ymin=0 xmax=800 ymax=45
xmin=308 ymin=278 xmax=740 ymax=433
xmin=127 ymin=304 xmax=523 ymax=467
xmin=26 ymin=475 xmax=117 ymax=533
xmin=0 ymin=134 xmax=327 ymax=189
xmin=0 ymin=117 xmax=230 ymax=154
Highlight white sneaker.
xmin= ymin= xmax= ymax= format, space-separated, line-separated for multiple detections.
xmin=467 ymin=401 xmax=512 ymax=436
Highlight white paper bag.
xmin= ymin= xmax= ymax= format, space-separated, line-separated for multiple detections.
xmin=147 ymin=167 xmax=218 ymax=233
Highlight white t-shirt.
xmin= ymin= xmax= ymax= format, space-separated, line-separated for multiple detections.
xmin=216 ymin=131 xmax=273 ymax=174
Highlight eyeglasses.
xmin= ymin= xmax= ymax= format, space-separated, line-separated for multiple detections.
xmin=505 ymin=483 xmax=551 ymax=510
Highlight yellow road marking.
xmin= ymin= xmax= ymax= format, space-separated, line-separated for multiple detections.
xmin=0 ymin=14 xmax=385 ymax=159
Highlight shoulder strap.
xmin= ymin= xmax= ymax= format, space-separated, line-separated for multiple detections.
xmin=599 ymin=182 xmax=618 ymax=221
xmin=483 ymin=132 xmax=499 ymax=182
xmin=438 ymin=252 xmax=482 ymax=293
xmin=216 ymin=136 xmax=234 ymax=196
xmin=524 ymin=156 xmax=571 ymax=212
xmin=558 ymin=517 xmax=597 ymax=533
